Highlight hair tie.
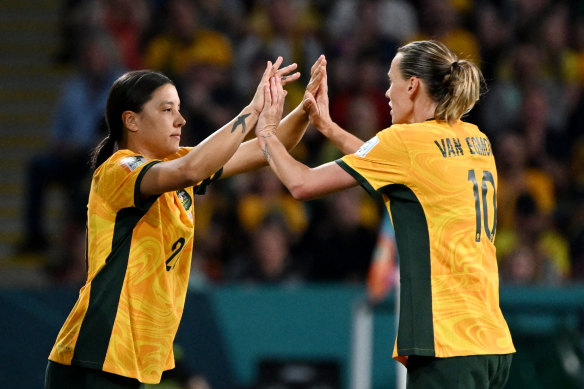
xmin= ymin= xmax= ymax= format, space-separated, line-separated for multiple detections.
xmin=451 ymin=61 xmax=459 ymax=72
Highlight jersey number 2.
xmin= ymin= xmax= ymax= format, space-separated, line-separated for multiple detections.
xmin=166 ymin=237 xmax=185 ymax=271
xmin=468 ymin=169 xmax=497 ymax=242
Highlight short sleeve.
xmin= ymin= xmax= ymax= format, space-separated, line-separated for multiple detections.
xmin=336 ymin=127 xmax=411 ymax=198
xmin=95 ymin=152 xmax=161 ymax=212
xmin=166 ymin=147 xmax=223 ymax=196
xmin=193 ymin=168 xmax=223 ymax=195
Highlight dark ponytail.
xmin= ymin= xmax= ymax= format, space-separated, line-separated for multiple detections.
xmin=90 ymin=135 xmax=117 ymax=170
xmin=90 ymin=70 xmax=174 ymax=170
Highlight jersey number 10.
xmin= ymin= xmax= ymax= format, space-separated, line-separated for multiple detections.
xmin=468 ymin=169 xmax=497 ymax=243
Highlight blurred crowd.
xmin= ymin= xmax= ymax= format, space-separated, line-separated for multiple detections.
xmin=18 ymin=0 xmax=584 ymax=288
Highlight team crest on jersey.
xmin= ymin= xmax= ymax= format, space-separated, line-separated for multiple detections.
xmin=176 ymin=189 xmax=192 ymax=212
xmin=120 ymin=156 xmax=146 ymax=172
xmin=355 ymin=136 xmax=380 ymax=157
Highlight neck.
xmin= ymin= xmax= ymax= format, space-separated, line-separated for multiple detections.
xmin=119 ymin=136 xmax=158 ymax=159
xmin=409 ymin=96 xmax=438 ymax=124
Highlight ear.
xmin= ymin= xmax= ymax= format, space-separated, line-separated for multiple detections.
xmin=407 ymin=77 xmax=419 ymax=97
xmin=122 ymin=111 xmax=139 ymax=133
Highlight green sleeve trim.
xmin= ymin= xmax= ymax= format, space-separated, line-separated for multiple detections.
xmin=193 ymin=167 xmax=224 ymax=195
xmin=214 ymin=167 xmax=224 ymax=181
xmin=335 ymin=159 xmax=385 ymax=204
xmin=133 ymin=160 xmax=162 ymax=210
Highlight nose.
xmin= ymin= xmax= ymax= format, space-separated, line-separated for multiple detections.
xmin=176 ymin=112 xmax=186 ymax=127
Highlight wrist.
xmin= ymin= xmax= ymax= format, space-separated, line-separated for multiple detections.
xmin=318 ymin=120 xmax=335 ymax=135
xmin=257 ymin=127 xmax=277 ymax=139
xmin=247 ymin=103 xmax=261 ymax=118
xmin=257 ymin=130 xmax=277 ymax=161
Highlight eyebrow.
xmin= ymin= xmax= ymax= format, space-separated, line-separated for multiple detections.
xmin=159 ymin=100 xmax=181 ymax=108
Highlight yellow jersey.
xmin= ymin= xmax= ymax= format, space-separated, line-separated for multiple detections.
xmin=49 ymin=148 xmax=221 ymax=383
xmin=338 ymin=119 xmax=515 ymax=364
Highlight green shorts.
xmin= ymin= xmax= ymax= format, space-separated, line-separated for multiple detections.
xmin=45 ymin=361 xmax=144 ymax=389
xmin=406 ymin=354 xmax=513 ymax=389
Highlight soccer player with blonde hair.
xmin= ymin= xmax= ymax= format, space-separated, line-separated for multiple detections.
xmin=256 ymin=40 xmax=515 ymax=389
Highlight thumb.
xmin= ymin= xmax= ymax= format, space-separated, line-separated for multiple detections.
xmin=302 ymin=93 xmax=316 ymax=111
xmin=304 ymin=91 xmax=315 ymax=103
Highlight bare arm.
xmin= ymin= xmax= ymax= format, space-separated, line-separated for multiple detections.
xmin=257 ymin=75 xmax=359 ymax=200
xmin=261 ymin=135 xmax=359 ymax=200
xmin=315 ymin=121 xmax=364 ymax=155
xmin=140 ymin=106 xmax=259 ymax=196
xmin=222 ymin=55 xmax=328 ymax=179
xmin=221 ymin=104 xmax=309 ymax=178
xmin=140 ymin=57 xmax=296 ymax=196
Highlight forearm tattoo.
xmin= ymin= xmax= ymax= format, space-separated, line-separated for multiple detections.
xmin=231 ymin=113 xmax=251 ymax=133
xmin=262 ymin=144 xmax=271 ymax=162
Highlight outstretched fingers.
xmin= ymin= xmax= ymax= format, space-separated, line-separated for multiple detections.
xmin=262 ymin=76 xmax=285 ymax=112
xmin=306 ymin=64 xmax=324 ymax=95
xmin=263 ymin=80 xmax=272 ymax=109
xmin=271 ymin=56 xmax=284 ymax=75
xmin=320 ymin=71 xmax=328 ymax=95
xmin=260 ymin=60 xmax=274 ymax=84
xmin=306 ymin=55 xmax=327 ymax=97
xmin=275 ymin=75 xmax=282 ymax=96
xmin=277 ymin=64 xmax=300 ymax=86
xmin=310 ymin=55 xmax=326 ymax=76
xmin=256 ymin=76 xmax=286 ymax=139
xmin=269 ymin=76 xmax=284 ymax=109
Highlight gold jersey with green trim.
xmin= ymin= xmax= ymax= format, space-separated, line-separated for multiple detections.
xmin=48 ymin=148 xmax=221 ymax=383
xmin=338 ymin=119 xmax=515 ymax=364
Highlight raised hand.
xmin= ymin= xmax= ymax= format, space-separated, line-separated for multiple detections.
xmin=301 ymin=58 xmax=364 ymax=155
xmin=251 ymin=57 xmax=299 ymax=115
xmin=304 ymin=55 xmax=326 ymax=103
xmin=277 ymin=62 xmax=301 ymax=87
xmin=256 ymin=75 xmax=287 ymax=140
xmin=302 ymin=60 xmax=333 ymax=132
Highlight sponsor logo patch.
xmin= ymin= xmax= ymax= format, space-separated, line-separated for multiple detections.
xmin=176 ymin=189 xmax=193 ymax=211
xmin=120 ymin=156 xmax=146 ymax=172
xmin=355 ymin=136 xmax=380 ymax=158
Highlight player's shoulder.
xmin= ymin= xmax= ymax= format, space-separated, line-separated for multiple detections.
xmin=383 ymin=120 xmax=439 ymax=133
xmin=165 ymin=147 xmax=191 ymax=161
xmin=377 ymin=121 xmax=435 ymax=142
xmin=388 ymin=120 xmax=484 ymax=137
xmin=93 ymin=150 xmax=149 ymax=180
xmin=108 ymin=150 xmax=145 ymax=170
xmin=455 ymin=119 xmax=483 ymax=134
